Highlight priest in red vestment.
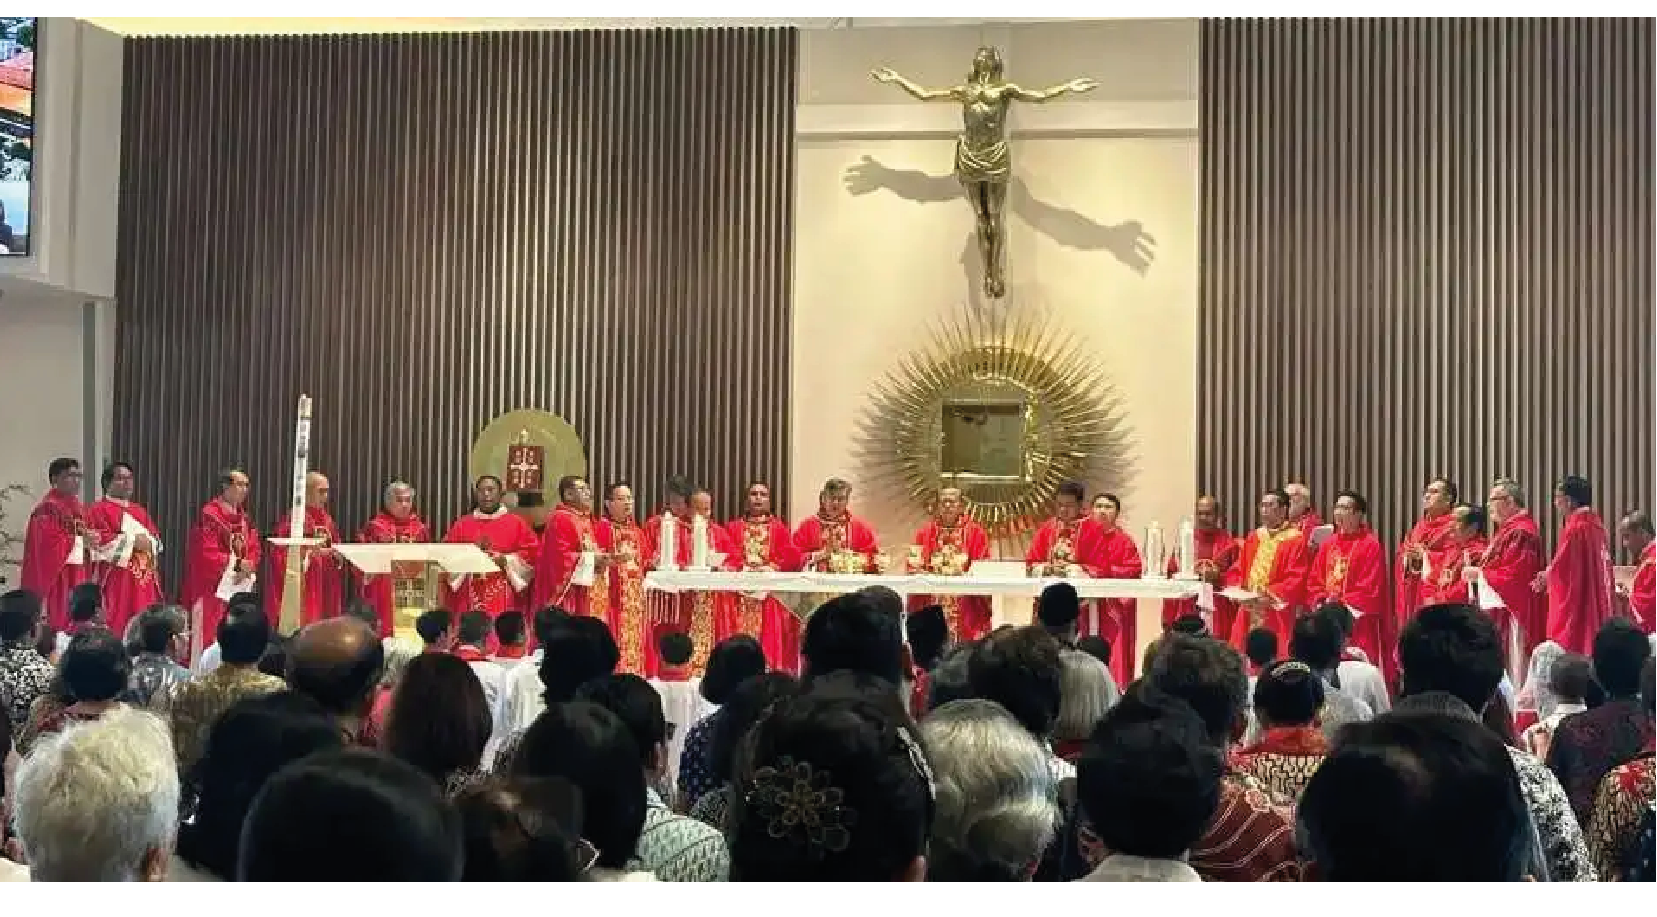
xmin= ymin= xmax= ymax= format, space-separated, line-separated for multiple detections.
xmin=266 ymin=471 xmax=344 ymax=630
xmin=1539 ymin=476 xmax=1615 ymax=655
xmin=597 ymin=482 xmax=649 ymax=674
xmin=180 ymin=468 xmax=260 ymax=659
xmin=1421 ymin=504 xmax=1488 ymax=607
xmin=644 ymin=481 xmax=739 ymax=675
xmin=1305 ymin=491 xmax=1388 ymax=664
xmin=726 ymin=482 xmax=803 ymax=671
xmin=1286 ymin=481 xmax=1323 ymax=539
xmin=442 ymin=475 xmax=539 ymax=618
xmin=1025 ymin=482 xmax=1105 ymax=579
xmin=792 ymin=478 xmax=881 ymax=574
xmin=531 ymin=475 xmax=610 ymax=625
xmin=1164 ymin=495 xmax=1240 ymax=635
xmin=1617 ymin=511 xmax=1654 ymax=634
xmin=356 ymin=480 xmax=432 ymax=638
xmin=1394 ymin=477 xmax=1459 ymax=637
xmin=907 ymin=486 xmax=993 ymax=643
xmin=1224 ymin=489 xmax=1311 ymax=653
xmin=85 ymin=462 xmax=163 ymax=639
xmin=20 ymin=458 xmax=92 ymax=631
xmin=1463 ymin=477 xmax=1546 ymax=683
xmin=1085 ymin=493 xmax=1144 ymax=684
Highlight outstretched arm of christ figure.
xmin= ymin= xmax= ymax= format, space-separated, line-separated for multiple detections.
xmin=871 ymin=67 xmax=961 ymax=102
xmin=1008 ymin=78 xmax=1099 ymax=103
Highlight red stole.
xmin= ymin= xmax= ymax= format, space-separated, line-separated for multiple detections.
xmin=266 ymin=505 xmax=343 ymax=629
xmin=1394 ymin=512 xmax=1456 ymax=624
xmin=1545 ymin=508 xmax=1615 ymax=655
xmin=1087 ymin=527 xmax=1145 ymax=684
xmin=85 ymin=497 xmax=163 ymax=638
xmin=1293 ymin=511 xmax=1324 ymax=540
xmin=1224 ymin=525 xmax=1310 ymax=652
xmin=1421 ymin=536 xmax=1488 ymax=606
xmin=356 ymin=511 xmax=432 ymax=638
xmin=791 ymin=513 xmax=880 ymax=572
xmin=908 ymin=517 xmax=993 ymax=643
xmin=1024 ymin=517 xmax=1105 ymax=576
xmin=20 ymin=490 xmax=90 ymax=631
xmin=725 ymin=515 xmax=803 ymax=672
xmin=600 ymin=517 xmax=648 ymax=675
xmin=531 ymin=505 xmax=603 ymax=615
xmin=1480 ymin=511 xmax=1545 ymax=657
xmin=1164 ymin=528 xmax=1240 ymax=632
xmin=181 ymin=499 xmax=260 ymax=656
xmin=442 ymin=509 xmax=539 ymax=617
xmin=1307 ymin=527 xmax=1388 ymax=665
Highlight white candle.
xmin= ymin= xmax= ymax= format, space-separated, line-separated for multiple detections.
xmin=1178 ymin=518 xmax=1196 ymax=578
xmin=659 ymin=515 xmax=678 ymax=571
xmin=691 ymin=515 xmax=709 ymax=569
xmin=1144 ymin=522 xmax=1166 ymax=579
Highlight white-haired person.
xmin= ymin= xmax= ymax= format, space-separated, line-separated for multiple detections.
xmin=1051 ymin=648 xmax=1118 ymax=763
xmin=920 ymin=699 xmax=1060 ymax=881
xmin=12 ymin=705 xmax=180 ymax=881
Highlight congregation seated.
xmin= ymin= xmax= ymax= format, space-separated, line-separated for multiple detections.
xmin=454 ymin=609 xmax=506 ymax=715
xmin=1234 ymin=659 xmax=1329 ymax=802
xmin=647 ymin=631 xmax=712 ymax=791
xmin=1286 ymin=612 xmax=1372 ymax=740
xmin=1516 ymin=642 xmax=1584 ymax=756
xmin=158 ymin=598 xmax=286 ymax=773
xmin=968 ymin=626 xmax=1070 ymax=781
xmin=17 ymin=627 xmax=131 ymax=757
xmin=382 ymin=651 xmax=492 ymax=795
xmin=285 ymin=617 xmax=385 ymax=744
xmin=496 ymin=613 xmax=616 ymax=760
xmin=675 ymin=634 xmax=766 ymax=810
xmin=126 ymin=604 xmax=191 ymax=708
xmin=688 ymin=671 xmax=798 ymax=830
xmin=1316 ymin=603 xmax=1391 ymax=715
xmin=1052 ymin=648 xmax=1116 ymax=763
xmin=1584 ymin=656 xmax=1656 ymax=880
xmin=453 ymin=776 xmax=589 ymax=881
xmin=1546 ymin=618 xmax=1654 ymax=827
xmin=905 ymin=604 xmax=949 ymax=720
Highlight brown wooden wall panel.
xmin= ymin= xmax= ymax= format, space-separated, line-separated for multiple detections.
xmin=1198 ymin=17 xmax=1653 ymax=551
xmin=114 ymin=28 xmax=797 ymax=589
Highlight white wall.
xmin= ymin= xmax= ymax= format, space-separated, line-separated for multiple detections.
xmin=791 ymin=19 xmax=1199 ymax=553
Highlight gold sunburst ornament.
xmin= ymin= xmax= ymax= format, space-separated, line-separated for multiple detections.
xmin=853 ymin=306 xmax=1131 ymax=543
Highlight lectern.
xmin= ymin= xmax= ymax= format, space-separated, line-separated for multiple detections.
xmin=335 ymin=543 xmax=499 ymax=641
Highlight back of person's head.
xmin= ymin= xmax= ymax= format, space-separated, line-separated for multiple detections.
xmin=1075 ymin=635 xmax=1112 ymax=669
xmin=802 ymin=589 xmax=906 ymax=687
xmin=729 ymin=691 xmax=934 ymax=881
xmin=509 ymin=702 xmax=646 ymax=870
xmin=709 ymin=672 xmax=800 ymax=783
xmin=905 ymin=604 xmax=950 ymax=671
xmin=1036 ymin=582 xmax=1080 ymax=634
xmin=454 ymin=776 xmax=588 ymax=881
xmin=538 ymin=616 xmax=620 ymax=705
xmin=1592 ymin=617 xmax=1652 ymax=698
xmin=1298 ymin=712 xmax=1531 ymax=880
xmin=657 ymin=630 xmax=694 ymax=669
xmin=34 ymin=622 xmax=57 ymax=660
xmin=1397 ymin=603 xmax=1503 ymax=713
xmin=457 ymin=609 xmax=492 ymax=648
xmin=286 ymin=618 xmax=386 ymax=718
xmin=177 ymin=691 xmax=344 ymax=879
xmin=136 ymin=604 xmax=183 ymax=656
xmin=383 ymin=652 xmax=492 ymax=785
xmin=803 ymin=668 xmax=916 ymax=729
xmin=533 ymin=606 xmax=571 ymax=645
xmin=1054 ymin=648 xmax=1114 ymax=743
xmin=0 ymin=588 xmax=42 ymax=643
xmin=1143 ymin=634 xmax=1249 ymax=747
xmin=1253 ymin=659 xmax=1325 ymax=728
xmin=927 ymin=642 xmax=977 ymax=712
xmin=493 ymin=611 xmax=527 ymax=648
xmin=238 ymin=748 xmax=465 ymax=881
xmin=1391 ymin=690 xmax=1480 ymax=721
xmin=701 ymin=634 xmax=767 ymax=705
xmin=1289 ymin=612 xmax=1341 ymax=672
xmin=573 ymin=673 xmax=669 ymax=774
xmin=345 ymin=600 xmax=381 ymax=630
xmin=67 ymin=582 xmax=102 ymax=625
xmin=967 ymin=626 xmax=1065 ymax=740
xmin=258 ymin=635 xmax=291 ymax=679
xmin=1077 ymin=692 xmax=1223 ymax=861
xmin=1550 ymin=653 xmax=1593 ymax=703
xmin=1245 ymin=627 xmax=1279 ymax=669
xmin=60 ymin=627 xmax=130 ymax=703
xmin=1169 ymin=614 xmax=1209 ymax=637
xmin=218 ymin=600 xmax=273 ymax=665
xmin=13 ymin=706 xmax=179 ymax=881
xmin=416 ymin=609 xmax=454 ymax=647
xmin=1314 ymin=601 xmax=1356 ymax=644
xmin=920 ymin=699 xmax=1058 ymax=881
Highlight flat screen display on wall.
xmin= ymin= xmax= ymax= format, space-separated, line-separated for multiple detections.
xmin=0 ymin=16 xmax=35 ymax=256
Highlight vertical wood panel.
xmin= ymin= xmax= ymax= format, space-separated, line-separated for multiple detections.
xmin=114 ymin=28 xmax=798 ymax=589
xmin=1199 ymin=18 xmax=1653 ymax=550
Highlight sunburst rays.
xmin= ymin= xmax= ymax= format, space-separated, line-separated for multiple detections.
xmin=853 ymin=305 xmax=1132 ymax=545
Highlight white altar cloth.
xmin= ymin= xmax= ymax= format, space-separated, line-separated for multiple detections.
xmin=642 ymin=570 xmax=1201 ymax=601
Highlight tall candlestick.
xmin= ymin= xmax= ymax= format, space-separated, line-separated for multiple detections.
xmin=278 ymin=394 xmax=313 ymax=635
xmin=691 ymin=515 xmax=710 ymax=570
xmin=1144 ymin=522 xmax=1166 ymax=580
xmin=659 ymin=515 xmax=678 ymax=572
xmin=1178 ymin=518 xmax=1196 ymax=578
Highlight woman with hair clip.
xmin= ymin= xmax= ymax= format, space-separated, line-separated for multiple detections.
xmin=1234 ymin=659 xmax=1330 ymax=802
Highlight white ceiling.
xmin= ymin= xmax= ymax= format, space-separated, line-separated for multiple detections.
xmin=83 ymin=17 xmax=1091 ymax=36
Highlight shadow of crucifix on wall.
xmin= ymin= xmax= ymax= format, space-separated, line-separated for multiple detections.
xmin=842 ymin=155 xmax=1157 ymax=311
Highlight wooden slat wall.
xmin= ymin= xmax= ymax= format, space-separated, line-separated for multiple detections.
xmin=1198 ymin=18 xmax=1653 ymax=550
xmin=114 ymin=28 xmax=797 ymax=589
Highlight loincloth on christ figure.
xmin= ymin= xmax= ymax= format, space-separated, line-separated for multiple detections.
xmin=954 ymin=136 xmax=1011 ymax=185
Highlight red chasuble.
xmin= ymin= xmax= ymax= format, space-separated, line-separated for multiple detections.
xmin=356 ymin=511 xmax=432 ymax=637
xmin=20 ymin=491 xmax=91 ymax=631
xmin=1163 ymin=528 xmax=1241 ymax=633
xmin=792 ymin=514 xmax=881 ymax=572
xmin=85 ymin=497 xmax=165 ymax=639
xmin=265 ymin=506 xmax=343 ymax=629
xmin=642 ymin=515 xmax=739 ymax=676
xmin=1082 ymin=527 xmax=1143 ymax=684
xmin=1224 ymin=525 xmax=1311 ymax=653
xmin=1394 ymin=512 xmax=1456 ymax=628
xmin=726 ymin=515 xmax=803 ymax=672
xmin=599 ymin=517 xmax=649 ymax=675
xmin=907 ymin=517 xmax=993 ymax=643
xmin=1545 ymin=508 xmax=1616 ymax=655
xmin=442 ymin=509 xmax=539 ymax=618
xmin=1294 ymin=510 xmax=1324 ymax=540
xmin=1477 ymin=511 xmax=1545 ymax=666
xmin=1307 ymin=527 xmax=1388 ymax=665
xmin=530 ymin=505 xmax=607 ymax=621
xmin=1630 ymin=542 xmax=1655 ymax=634
xmin=1420 ymin=536 xmax=1488 ymax=607
xmin=1024 ymin=517 xmax=1106 ymax=577
xmin=181 ymin=500 xmax=260 ymax=652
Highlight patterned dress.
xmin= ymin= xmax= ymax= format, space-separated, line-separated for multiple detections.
xmin=0 ymin=640 xmax=54 ymax=735
xmin=1586 ymin=753 xmax=1655 ymax=880
xmin=1234 ymin=726 xmax=1328 ymax=803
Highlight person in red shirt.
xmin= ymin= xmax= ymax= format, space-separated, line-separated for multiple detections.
xmin=792 ymin=478 xmax=880 ymax=574
xmin=908 ymin=486 xmax=993 ymax=643
xmin=19 ymin=457 xmax=92 ymax=632
xmin=1285 ymin=481 xmax=1322 ymax=539
xmin=356 ymin=481 xmax=433 ymax=640
xmin=1087 ymin=493 xmax=1144 ymax=685
xmin=442 ymin=475 xmax=538 ymax=619
xmin=266 ymin=471 xmax=344 ymax=630
xmin=1224 ymin=489 xmax=1311 ymax=654
xmin=726 ymin=481 xmax=803 ymax=670
xmin=1538 ymin=476 xmax=1616 ymax=655
xmin=1306 ymin=491 xmax=1387 ymax=665
xmin=1616 ymin=511 xmax=1653 ymax=634
xmin=1463 ymin=477 xmax=1546 ymax=681
xmin=1163 ymin=495 xmax=1240 ymax=634
xmin=1395 ymin=478 xmax=1459 ymax=625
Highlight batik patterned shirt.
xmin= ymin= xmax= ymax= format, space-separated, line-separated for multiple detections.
xmin=158 ymin=664 xmax=287 ymax=771
xmin=0 ymin=640 xmax=54 ymax=735
xmin=628 ymin=788 xmax=730 ymax=882
xmin=1508 ymin=745 xmax=1596 ymax=881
